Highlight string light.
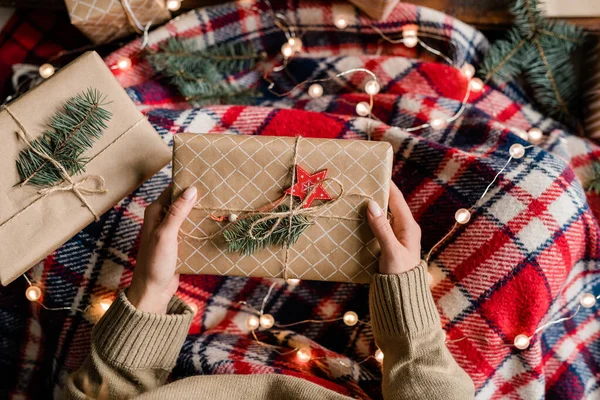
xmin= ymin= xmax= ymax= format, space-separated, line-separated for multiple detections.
xmin=228 ymin=213 xmax=238 ymax=223
xmin=509 ymin=143 xmax=526 ymax=159
xmin=259 ymin=313 xmax=275 ymax=328
xmin=364 ymin=80 xmax=380 ymax=95
xmin=38 ymin=63 xmax=55 ymax=79
xmin=116 ymin=57 xmax=132 ymax=71
xmin=430 ymin=118 xmax=446 ymax=130
xmin=25 ymin=285 xmax=42 ymax=301
xmin=513 ymin=334 xmax=531 ymax=350
xmin=288 ymin=37 xmax=303 ymax=53
xmin=460 ymin=63 xmax=475 ymax=79
xmin=343 ymin=311 xmax=358 ymax=326
xmin=334 ymin=17 xmax=348 ymax=29
xmin=374 ymin=349 xmax=384 ymax=363
xmin=580 ymin=293 xmax=597 ymax=308
xmin=402 ymin=25 xmax=418 ymax=48
xmin=355 ymin=101 xmax=371 ymax=117
xmin=527 ymin=128 xmax=543 ymax=144
xmin=188 ymin=302 xmax=199 ymax=314
xmin=308 ymin=83 xmax=323 ymax=98
xmin=98 ymin=299 xmax=112 ymax=313
xmin=454 ymin=208 xmax=471 ymax=224
xmin=281 ymin=42 xmax=294 ymax=58
xmin=296 ymin=347 xmax=312 ymax=362
xmin=246 ymin=315 xmax=260 ymax=330
xmin=166 ymin=0 xmax=181 ymax=11
xmin=286 ymin=278 xmax=301 ymax=285
xmin=469 ymin=77 xmax=484 ymax=92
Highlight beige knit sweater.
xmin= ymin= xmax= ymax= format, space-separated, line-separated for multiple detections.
xmin=66 ymin=264 xmax=474 ymax=399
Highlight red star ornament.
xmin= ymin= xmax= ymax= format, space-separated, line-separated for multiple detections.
xmin=284 ymin=165 xmax=332 ymax=208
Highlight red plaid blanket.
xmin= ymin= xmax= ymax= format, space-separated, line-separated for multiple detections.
xmin=1 ymin=1 xmax=600 ymax=399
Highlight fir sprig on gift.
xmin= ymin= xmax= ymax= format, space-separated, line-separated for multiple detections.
xmin=223 ymin=203 xmax=313 ymax=255
xmin=586 ymin=161 xmax=600 ymax=194
xmin=145 ymin=37 xmax=263 ymax=105
xmin=479 ymin=0 xmax=585 ymax=127
xmin=16 ymin=88 xmax=112 ymax=187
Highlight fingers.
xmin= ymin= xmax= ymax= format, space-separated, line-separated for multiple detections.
xmin=388 ymin=181 xmax=421 ymax=250
xmin=159 ymin=186 xmax=198 ymax=233
xmin=143 ymin=185 xmax=173 ymax=232
xmin=367 ymin=200 xmax=398 ymax=252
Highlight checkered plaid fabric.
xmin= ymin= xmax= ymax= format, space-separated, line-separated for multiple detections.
xmin=1 ymin=1 xmax=600 ymax=399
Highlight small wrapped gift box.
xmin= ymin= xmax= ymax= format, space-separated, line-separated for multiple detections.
xmin=172 ymin=133 xmax=393 ymax=283
xmin=0 ymin=51 xmax=171 ymax=286
xmin=65 ymin=0 xmax=171 ymax=44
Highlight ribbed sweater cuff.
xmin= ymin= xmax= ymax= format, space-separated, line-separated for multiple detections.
xmin=370 ymin=262 xmax=440 ymax=337
xmin=92 ymin=292 xmax=193 ymax=370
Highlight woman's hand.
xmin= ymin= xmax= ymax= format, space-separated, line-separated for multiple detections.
xmin=127 ymin=185 xmax=197 ymax=314
xmin=367 ymin=181 xmax=421 ymax=274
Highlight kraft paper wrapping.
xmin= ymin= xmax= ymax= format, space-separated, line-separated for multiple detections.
xmin=172 ymin=133 xmax=393 ymax=283
xmin=65 ymin=0 xmax=171 ymax=44
xmin=0 ymin=51 xmax=171 ymax=286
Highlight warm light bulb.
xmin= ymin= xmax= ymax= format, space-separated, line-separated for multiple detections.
xmin=308 ymin=83 xmax=323 ymax=98
xmin=281 ymin=42 xmax=294 ymax=58
xmin=39 ymin=63 xmax=55 ymax=79
xmin=403 ymin=35 xmax=418 ymax=48
xmin=580 ymin=293 xmax=597 ymax=309
xmin=527 ymin=128 xmax=543 ymax=144
xmin=515 ymin=129 xmax=529 ymax=140
xmin=166 ymin=0 xmax=181 ymax=11
xmin=188 ymin=302 xmax=198 ymax=314
xmin=25 ymin=286 xmax=42 ymax=302
xmin=117 ymin=57 xmax=132 ymax=71
xmin=288 ymin=37 xmax=303 ymax=53
xmin=509 ymin=143 xmax=525 ymax=159
xmin=246 ymin=315 xmax=260 ymax=330
xmin=228 ymin=213 xmax=238 ymax=223
xmin=364 ymin=80 xmax=380 ymax=95
xmin=296 ymin=348 xmax=312 ymax=362
xmin=334 ymin=17 xmax=348 ymax=29
xmin=455 ymin=208 xmax=471 ymax=224
xmin=374 ymin=349 xmax=384 ymax=363
xmin=355 ymin=101 xmax=371 ymax=117
xmin=99 ymin=299 xmax=112 ymax=312
xmin=430 ymin=118 xmax=446 ymax=130
xmin=461 ymin=63 xmax=475 ymax=79
xmin=343 ymin=311 xmax=358 ymax=326
xmin=259 ymin=313 xmax=275 ymax=329
xmin=286 ymin=278 xmax=301 ymax=285
xmin=513 ymin=334 xmax=530 ymax=350
xmin=469 ymin=78 xmax=484 ymax=92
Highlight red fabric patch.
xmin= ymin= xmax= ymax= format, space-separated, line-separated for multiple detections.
xmin=260 ymin=109 xmax=345 ymax=138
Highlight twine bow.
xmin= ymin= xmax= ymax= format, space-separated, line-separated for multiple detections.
xmin=119 ymin=0 xmax=145 ymax=34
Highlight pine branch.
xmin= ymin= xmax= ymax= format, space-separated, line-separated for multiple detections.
xmin=145 ymin=37 xmax=262 ymax=106
xmin=16 ymin=88 xmax=112 ymax=187
xmin=223 ymin=203 xmax=313 ymax=255
xmin=586 ymin=162 xmax=600 ymax=194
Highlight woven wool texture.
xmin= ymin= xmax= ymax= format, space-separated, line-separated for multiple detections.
xmin=1 ymin=1 xmax=600 ymax=399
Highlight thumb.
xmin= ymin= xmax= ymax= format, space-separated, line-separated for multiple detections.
xmin=367 ymin=200 xmax=398 ymax=252
xmin=160 ymin=186 xmax=197 ymax=233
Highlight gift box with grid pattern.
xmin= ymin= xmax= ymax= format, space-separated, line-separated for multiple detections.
xmin=172 ymin=133 xmax=393 ymax=283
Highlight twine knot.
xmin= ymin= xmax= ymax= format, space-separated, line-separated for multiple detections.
xmin=37 ymin=175 xmax=107 ymax=197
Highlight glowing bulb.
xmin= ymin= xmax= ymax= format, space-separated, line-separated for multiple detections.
xmin=259 ymin=313 xmax=275 ymax=329
xmin=509 ymin=143 xmax=525 ymax=159
xmin=375 ymin=349 xmax=384 ymax=363
xmin=281 ymin=42 xmax=294 ymax=58
xmin=527 ymin=128 xmax=543 ymax=144
xmin=580 ymin=293 xmax=597 ymax=308
xmin=246 ymin=315 xmax=260 ymax=330
xmin=343 ymin=311 xmax=358 ymax=326
xmin=39 ymin=63 xmax=55 ymax=79
xmin=355 ymin=101 xmax=371 ymax=117
xmin=25 ymin=286 xmax=42 ymax=302
xmin=461 ymin=63 xmax=475 ymax=79
xmin=188 ymin=302 xmax=198 ymax=314
xmin=99 ymin=299 xmax=112 ymax=312
xmin=513 ymin=334 xmax=530 ymax=350
xmin=308 ymin=83 xmax=323 ymax=98
xmin=469 ymin=78 xmax=484 ymax=92
xmin=288 ymin=37 xmax=303 ymax=53
xmin=430 ymin=118 xmax=445 ymax=130
xmin=296 ymin=348 xmax=312 ymax=362
xmin=287 ymin=278 xmax=301 ymax=285
xmin=117 ymin=57 xmax=132 ymax=71
xmin=166 ymin=0 xmax=181 ymax=11
xmin=516 ymin=129 xmax=529 ymax=140
xmin=228 ymin=213 xmax=238 ymax=223
xmin=403 ymin=35 xmax=418 ymax=48
xmin=364 ymin=80 xmax=380 ymax=95
xmin=455 ymin=208 xmax=471 ymax=224
xmin=334 ymin=17 xmax=348 ymax=29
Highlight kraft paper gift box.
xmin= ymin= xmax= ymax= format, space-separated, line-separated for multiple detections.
xmin=65 ymin=0 xmax=171 ymax=44
xmin=0 ymin=51 xmax=171 ymax=286
xmin=172 ymin=133 xmax=393 ymax=284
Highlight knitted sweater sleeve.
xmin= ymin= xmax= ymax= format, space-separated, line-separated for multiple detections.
xmin=369 ymin=263 xmax=475 ymax=400
xmin=65 ymin=291 xmax=194 ymax=399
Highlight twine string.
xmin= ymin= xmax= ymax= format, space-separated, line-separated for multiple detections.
xmin=119 ymin=0 xmax=145 ymax=34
